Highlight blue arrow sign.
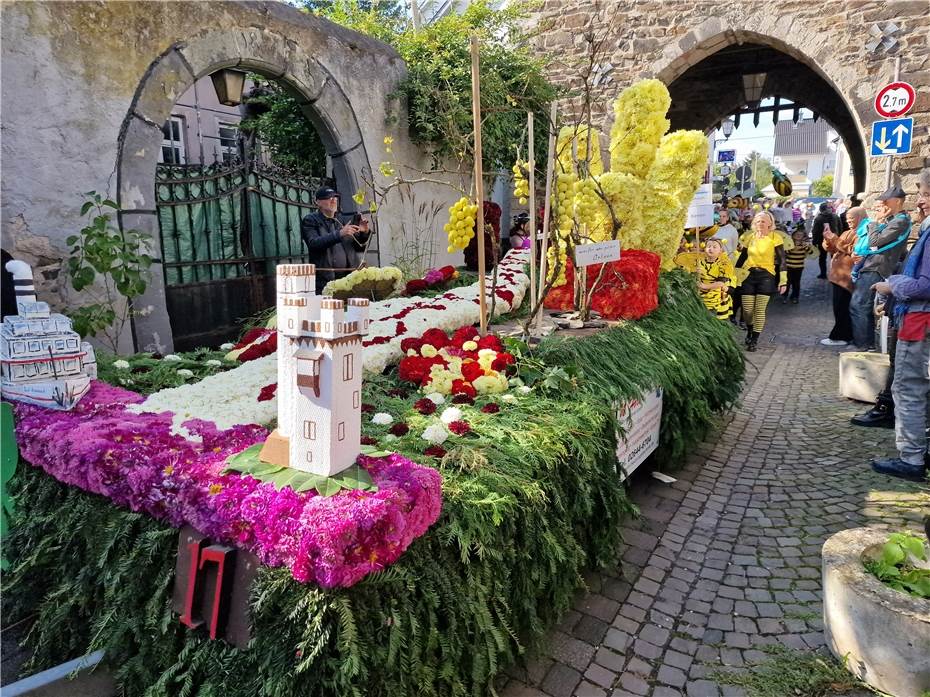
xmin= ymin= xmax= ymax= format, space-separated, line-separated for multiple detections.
xmin=871 ymin=117 xmax=913 ymax=156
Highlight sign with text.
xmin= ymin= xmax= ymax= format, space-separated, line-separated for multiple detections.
xmin=616 ymin=388 xmax=664 ymax=479
xmin=686 ymin=183 xmax=714 ymax=228
xmin=871 ymin=117 xmax=913 ymax=156
xmin=874 ymin=81 xmax=915 ymax=118
xmin=574 ymin=240 xmax=621 ymax=267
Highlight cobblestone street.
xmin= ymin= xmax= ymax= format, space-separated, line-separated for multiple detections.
xmin=503 ymin=267 xmax=930 ymax=697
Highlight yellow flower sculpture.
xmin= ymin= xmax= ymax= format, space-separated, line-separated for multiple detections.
xmin=546 ymin=79 xmax=708 ymax=283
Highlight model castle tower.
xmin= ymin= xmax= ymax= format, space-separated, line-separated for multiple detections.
xmin=1 ymin=260 xmax=97 ymax=410
xmin=258 ymin=263 xmax=370 ymax=477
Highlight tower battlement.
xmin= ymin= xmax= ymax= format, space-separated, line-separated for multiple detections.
xmin=278 ymin=264 xmax=316 ymax=278
xmin=283 ymin=297 xmax=307 ymax=307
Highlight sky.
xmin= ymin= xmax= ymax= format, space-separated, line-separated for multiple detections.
xmin=711 ymin=99 xmax=816 ymax=163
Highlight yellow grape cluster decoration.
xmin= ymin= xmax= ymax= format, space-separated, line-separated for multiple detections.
xmin=545 ymin=79 xmax=708 ymax=285
xmin=445 ymin=197 xmax=479 ymax=253
xmin=512 ymin=160 xmax=529 ymax=205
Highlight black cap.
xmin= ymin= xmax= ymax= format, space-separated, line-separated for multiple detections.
xmin=513 ymin=212 xmax=530 ymax=224
xmin=315 ymin=186 xmax=339 ymax=201
xmin=878 ymin=185 xmax=906 ymax=201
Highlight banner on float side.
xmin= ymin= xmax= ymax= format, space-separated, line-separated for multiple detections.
xmin=616 ymin=387 xmax=663 ymax=479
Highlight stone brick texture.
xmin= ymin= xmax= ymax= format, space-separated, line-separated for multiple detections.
xmin=501 ymin=262 xmax=929 ymax=696
xmin=527 ymin=0 xmax=930 ymax=201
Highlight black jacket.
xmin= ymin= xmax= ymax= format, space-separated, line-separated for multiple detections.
xmin=299 ymin=212 xmax=371 ymax=292
xmin=811 ymin=212 xmax=841 ymax=245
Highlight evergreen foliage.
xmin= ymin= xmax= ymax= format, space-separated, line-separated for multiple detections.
xmin=4 ymin=271 xmax=743 ymax=696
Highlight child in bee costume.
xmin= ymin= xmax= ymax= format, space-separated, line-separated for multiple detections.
xmin=698 ymin=238 xmax=736 ymax=320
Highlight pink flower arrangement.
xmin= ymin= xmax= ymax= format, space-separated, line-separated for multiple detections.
xmin=13 ymin=382 xmax=442 ymax=588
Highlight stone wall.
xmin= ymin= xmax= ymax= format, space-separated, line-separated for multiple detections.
xmin=0 ymin=0 xmax=459 ymax=352
xmin=530 ymin=0 xmax=929 ymax=198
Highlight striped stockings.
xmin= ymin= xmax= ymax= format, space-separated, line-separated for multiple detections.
xmin=741 ymin=294 xmax=770 ymax=333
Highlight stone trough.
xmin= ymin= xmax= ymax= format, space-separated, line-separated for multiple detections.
xmin=822 ymin=527 xmax=930 ymax=697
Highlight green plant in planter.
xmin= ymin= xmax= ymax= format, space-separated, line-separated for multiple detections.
xmin=67 ymin=192 xmax=153 ymax=353
xmin=864 ymin=531 xmax=930 ymax=599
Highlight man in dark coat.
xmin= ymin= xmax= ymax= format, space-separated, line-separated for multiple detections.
xmin=299 ymin=187 xmax=371 ymax=294
xmin=810 ymin=202 xmax=841 ymax=279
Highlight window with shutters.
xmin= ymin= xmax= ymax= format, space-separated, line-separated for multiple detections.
xmin=343 ymin=353 xmax=353 ymax=381
xmin=303 ymin=420 xmax=316 ymax=440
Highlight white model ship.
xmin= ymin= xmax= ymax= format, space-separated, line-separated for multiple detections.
xmin=1 ymin=260 xmax=97 ymax=410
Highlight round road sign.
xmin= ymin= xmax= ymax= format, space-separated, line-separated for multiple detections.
xmin=874 ymin=81 xmax=915 ymax=119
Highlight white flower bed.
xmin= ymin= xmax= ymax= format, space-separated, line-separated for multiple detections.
xmin=131 ymin=250 xmax=530 ymax=432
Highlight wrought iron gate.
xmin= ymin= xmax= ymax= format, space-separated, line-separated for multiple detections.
xmin=155 ymin=157 xmax=324 ymax=350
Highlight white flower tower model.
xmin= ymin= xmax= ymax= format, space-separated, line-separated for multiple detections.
xmin=258 ymin=263 xmax=370 ymax=476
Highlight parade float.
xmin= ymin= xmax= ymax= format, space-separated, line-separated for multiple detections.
xmin=4 ymin=75 xmax=744 ymax=696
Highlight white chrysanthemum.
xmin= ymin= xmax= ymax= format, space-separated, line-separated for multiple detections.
xmin=177 ymin=368 xmax=194 ymax=378
xmin=220 ymin=342 xmax=235 ymax=350
xmin=440 ymin=407 xmax=462 ymax=424
xmin=206 ymin=359 xmax=222 ymax=367
xmin=113 ymin=359 xmax=130 ymax=370
xmin=163 ymin=354 xmax=182 ymax=362
xmin=518 ymin=385 xmax=532 ymax=394
xmin=425 ymin=392 xmax=445 ymax=405
xmin=372 ymin=412 xmax=393 ymax=425
xmin=501 ymin=394 xmax=517 ymax=403
xmin=421 ymin=422 xmax=449 ymax=445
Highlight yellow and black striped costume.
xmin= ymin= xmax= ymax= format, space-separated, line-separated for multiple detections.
xmin=698 ymin=256 xmax=736 ymax=320
xmin=784 ymin=242 xmax=815 ymax=269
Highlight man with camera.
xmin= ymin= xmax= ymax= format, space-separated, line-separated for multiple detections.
xmin=300 ymin=187 xmax=371 ymax=293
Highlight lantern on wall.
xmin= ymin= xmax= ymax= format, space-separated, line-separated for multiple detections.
xmin=210 ymin=69 xmax=247 ymax=106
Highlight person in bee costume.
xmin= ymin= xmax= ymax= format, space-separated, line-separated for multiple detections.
xmin=735 ymin=211 xmax=787 ymax=351
xmin=697 ymin=238 xmax=736 ymax=320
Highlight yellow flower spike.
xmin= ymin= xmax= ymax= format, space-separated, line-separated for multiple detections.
xmin=378 ymin=162 xmax=395 ymax=178
xmin=352 ymin=191 xmax=365 ymax=205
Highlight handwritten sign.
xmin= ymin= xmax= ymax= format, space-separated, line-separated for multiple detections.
xmin=574 ymin=240 xmax=621 ymax=267
xmin=616 ymin=388 xmax=663 ymax=479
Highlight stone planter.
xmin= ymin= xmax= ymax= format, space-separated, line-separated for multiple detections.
xmin=822 ymin=527 xmax=930 ymax=697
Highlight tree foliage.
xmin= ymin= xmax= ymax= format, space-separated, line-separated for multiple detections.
xmin=239 ymin=81 xmax=328 ymax=176
xmin=812 ymin=174 xmax=834 ymax=197
xmin=308 ymin=0 xmax=557 ymax=171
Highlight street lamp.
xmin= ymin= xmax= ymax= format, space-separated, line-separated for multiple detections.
xmin=721 ymin=118 xmax=735 ymax=139
xmin=210 ymin=69 xmax=247 ymax=107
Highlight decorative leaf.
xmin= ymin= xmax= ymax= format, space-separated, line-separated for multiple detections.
xmin=315 ymin=478 xmax=342 ymax=497
xmin=360 ymin=445 xmax=393 ymax=458
xmin=224 ymin=443 xmax=264 ymax=472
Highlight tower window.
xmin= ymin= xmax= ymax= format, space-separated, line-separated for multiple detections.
xmin=306 ymin=451 xmax=313 ymax=463
xmin=353 ymin=390 xmax=359 ymax=408
xmin=288 ymin=318 xmax=294 ymax=329
xmin=337 ymin=421 xmax=345 ymax=441
xmin=343 ymin=353 xmax=354 ymax=381
xmin=303 ymin=420 xmax=316 ymax=440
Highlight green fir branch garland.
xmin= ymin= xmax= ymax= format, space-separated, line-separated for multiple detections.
xmin=3 ymin=270 xmax=742 ymax=696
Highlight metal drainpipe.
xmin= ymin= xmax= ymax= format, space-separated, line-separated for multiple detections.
xmin=2 ymin=650 xmax=105 ymax=696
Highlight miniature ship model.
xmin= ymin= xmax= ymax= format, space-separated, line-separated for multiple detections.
xmin=258 ymin=264 xmax=370 ymax=477
xmin=1 ymin=260 xmax=97 ymax=410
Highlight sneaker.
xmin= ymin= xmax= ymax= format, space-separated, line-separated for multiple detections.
xmin=791 ymin=299 xmax=799 ymax=304
xmin=820 ymin=338 xmax=848 ymax=346
xmin=851 ymin=403 xmax=894 ymax=428
xmin=871 ymin=457 xmax=928 ymax=482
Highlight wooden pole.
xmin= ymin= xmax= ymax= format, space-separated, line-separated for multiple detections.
xmin=470 ymin=35 xmax=488 ymax=336
xmin=527 ymin=111 xmax=538 ymax=310
xmin=535 ymin=102 xmax=557 ymax=332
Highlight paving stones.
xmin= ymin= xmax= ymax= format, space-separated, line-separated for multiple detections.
xmin=500 ymin=270 xmax=929 ymax=696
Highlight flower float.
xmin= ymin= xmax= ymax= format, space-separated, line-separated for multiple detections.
xmin=398 ymin=325 xmax=514 ymax=397
xmin=13 ymin=382 xmax=442 ymax=588
xmin=322 ymin=265 xmax=404 ymax=301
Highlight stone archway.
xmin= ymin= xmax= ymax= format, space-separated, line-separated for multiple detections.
xmin=116 ymin=28 xmax=372 ymax=352
xmin=650 ymin=20 xmax=870 ymax=196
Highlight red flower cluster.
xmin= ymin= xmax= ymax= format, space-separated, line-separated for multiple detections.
xmin=543 ymin=250 xmax=661 ymax=320
xmin=451 ymin=393 xmax=475 ymax=405
xmin=481 ymin=403 xmax=500 ymax=414
xmin=405 ymin=265 xmax=458 ymax=296
xmin=233 ymin=329 xmax=277 ymax=362
xmin=397 ymin=326 xmax=516 ymax=395
xmin=447 ymin=420 xmax=471 ymax=436
xmin=389 ymin=423 xmax=410 ymax=436
xmin=464 ymin=201 xmax=501 ymax=272
xmin=414 ymin=398 xmax=437 ymax=415
xmin=423 ymin=445 xmax=447 ymax=458
xmin=361 ymin=403 xmax=375 ymax=413
xmin=257 ymin=383 xmax=277 ymax=402
xmin=360 ymin=436 xmax=378 ymax=445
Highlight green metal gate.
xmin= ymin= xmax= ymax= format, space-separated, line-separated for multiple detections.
xmin=155 ymin=157 xmax=324 ymax=350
